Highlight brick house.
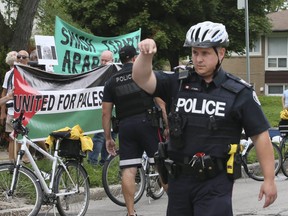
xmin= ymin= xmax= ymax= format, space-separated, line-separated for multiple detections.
xmin=222 ymin=10 xmax=288 ymax=96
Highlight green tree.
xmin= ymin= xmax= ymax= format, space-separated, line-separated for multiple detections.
xmin=36 ymin=0 xmax=91 ymax=36
xmin=0 ymin=0 xmax=41 ymax=79
xmin=0 ymin=0 xmax=41 ymax=50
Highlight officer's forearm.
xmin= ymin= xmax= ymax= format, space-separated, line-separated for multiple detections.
xmin=102 ymin=119 xmax=111 ymax=141
xmin=132 ymin=55 xmax=156 ymax=94
xmin=132 ymin=39 xmax=157 ymax=94
xmin=102 ymin=102 xmax=113 ymax=140
xmin=102 ymin=112 xmax=111 ymax=138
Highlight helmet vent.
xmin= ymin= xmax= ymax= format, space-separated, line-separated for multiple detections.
xmin=202 ymin=30 xmax=209 ymax=42
xmin=195 ymin=28 xmax=200 ymax=41
xmin=191 ymin=29 xmax=195 ymax=41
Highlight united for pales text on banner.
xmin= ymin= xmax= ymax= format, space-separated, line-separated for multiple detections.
xmin=13 ymin=64 xmax=121 ymax=140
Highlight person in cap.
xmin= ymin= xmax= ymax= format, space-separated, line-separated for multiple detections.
xmin=132 ymin=21 xmax=277 ymax=215
xmin=102 ymin=45 xmax=164 ymax=216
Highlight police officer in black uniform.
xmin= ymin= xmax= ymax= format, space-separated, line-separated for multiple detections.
xmin=132 ymin=21 xmax=277 ymax=216
xmin=102 ymin=45 xmax=161 ymax=216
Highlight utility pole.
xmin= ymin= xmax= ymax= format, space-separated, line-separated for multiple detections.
xmin=238 ymin=0 xmax=250 ymax=83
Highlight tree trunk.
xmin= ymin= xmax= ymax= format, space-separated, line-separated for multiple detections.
xmin=10 ymin=0 xmax=41 ymax=51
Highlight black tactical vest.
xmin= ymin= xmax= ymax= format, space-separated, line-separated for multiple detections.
xmin=168 ymin=70 xmax=252 ymax=159
xmin=113 ymin=65 xmax=154 ymax=120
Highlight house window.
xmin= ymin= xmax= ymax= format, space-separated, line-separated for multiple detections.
xmin=268 ymin=85 xmax=283 ymax=94
xmin=266 ymin=84 xmax=288 ymax=95
xmin=267 ymin=37 xmax=288 ymax=69
xmin=229 ymin=37 xmax=261 ymax=56
xmin=249 ymin=38 xmax=261 ymax=55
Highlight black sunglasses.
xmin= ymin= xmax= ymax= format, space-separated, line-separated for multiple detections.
xmin=17 ymin=54 xmax=28 ymax=59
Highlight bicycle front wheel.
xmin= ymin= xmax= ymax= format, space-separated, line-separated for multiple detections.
xmin=102 ymin=154 xmax=146 ymax=207
xmin=280 ymin=136 xmax=288 ymax=177
xmin=243 ymin=142 xmax=282 ymax=181
xmin=54 ymin=161 xmax=90 ymax=216
xmin=0 ymin=163 xmax=43 ymax=216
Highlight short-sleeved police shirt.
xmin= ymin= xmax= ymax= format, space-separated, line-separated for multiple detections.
xmin=153 ymin=68 xmax=270 ymax=158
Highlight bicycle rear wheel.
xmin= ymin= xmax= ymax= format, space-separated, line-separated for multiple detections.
xmin=0 ymin=163 xmax=43 ymax=216
xmin=243 ymin=142 xmax=282 ymax=181
xmin=54 ymin=160 xmax=90 ymax=216
xmin=280 ymin=136 xmax=288 ymax=177
xmin=102 ymin=153 xmax=146 ymax=206
xmin=146 ymin=165 xmax=164 ymax=200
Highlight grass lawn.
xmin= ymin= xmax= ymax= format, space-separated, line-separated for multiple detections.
xmin=259 ymin=96 xmax=282 ymax=128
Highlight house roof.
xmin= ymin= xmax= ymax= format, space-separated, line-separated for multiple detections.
xmin=267 ymin=10 xmax=288 ymax=31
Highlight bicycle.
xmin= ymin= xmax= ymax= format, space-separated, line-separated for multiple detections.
xmin=102 ymin=150 xmax=164 ymax=206
xmin=279 ymin=132 xmax=288 ymax=177
xmin=240 ymin=132 xmax=282 ymax=181
xmin=0 ymin=110 xmax=90 ymax=216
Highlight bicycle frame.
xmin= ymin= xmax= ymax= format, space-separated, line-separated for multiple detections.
xmin=142 ymin=152 xmax=159 ymax=178
xmin=240 ymin=137 xmax=253 ymax=156
xmin=10 ymin=134 xmax=78 ymax=197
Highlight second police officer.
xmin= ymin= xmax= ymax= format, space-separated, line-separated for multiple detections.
xmin=102 ymin=45 xmax=164 ymax=216
xmin=132 ymin=21 xmax=277 ymax=216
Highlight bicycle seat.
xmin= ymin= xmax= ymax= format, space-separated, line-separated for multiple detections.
xmin=50 ymin=131 xmax=71 ymax=139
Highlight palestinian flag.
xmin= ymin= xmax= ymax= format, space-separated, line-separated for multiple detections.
xmin=13 ymin=63 xmax=121 ymax=140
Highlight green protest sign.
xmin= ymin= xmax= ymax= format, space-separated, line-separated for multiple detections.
xmin=53 ymin=16 xmax=141 ymax=74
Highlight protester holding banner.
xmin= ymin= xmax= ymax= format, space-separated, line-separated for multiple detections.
xmin=1 ymin=51 xmax=17 ymax=125
xmin=88 ymin=50 xmax=117 ymax=166
xmin=3 ymin=50 xmax=47 ymax=162
xmin=1 ymin=50 xmax=27 ymax=162
xmin=1 ymin=51 xmax=17 ymax=161
xmin=102 ymin=46 xmax=161 ymax=216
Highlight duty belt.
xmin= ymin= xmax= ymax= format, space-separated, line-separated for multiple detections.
xmin=165 ymin=153 xmax=225 ymax=181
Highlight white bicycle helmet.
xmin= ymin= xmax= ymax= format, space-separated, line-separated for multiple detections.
xmin=183 ymin=21 xmax=229 ymax=48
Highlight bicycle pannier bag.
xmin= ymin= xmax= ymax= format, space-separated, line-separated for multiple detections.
xmin=58 ymin=138 xmax=82 ymax=158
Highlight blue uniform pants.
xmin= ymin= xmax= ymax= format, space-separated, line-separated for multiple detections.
xmin=167 ymin=171 xmax=234 ymax=216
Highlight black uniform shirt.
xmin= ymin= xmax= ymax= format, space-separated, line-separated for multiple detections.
xmin=153 ymin=68 xmax=270 ymax=159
